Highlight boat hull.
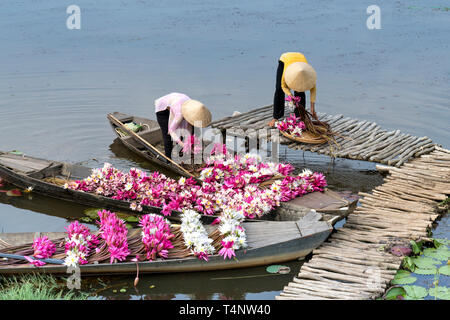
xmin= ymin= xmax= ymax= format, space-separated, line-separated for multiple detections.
xmin=0 ymin=228 xmax=331 ymax=276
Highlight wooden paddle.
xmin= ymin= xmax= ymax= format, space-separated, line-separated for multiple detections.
xmin=108 ymin=114 xmax=197 ymax=180
xmin=0 ymin=252 xmax=65 ymax=265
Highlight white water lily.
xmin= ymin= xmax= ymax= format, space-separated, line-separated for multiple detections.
xmin=124 ymin=182 xmax=133 ymax=191
xmin=180 ymin=210 xmax=215 ymax=258
xmin=64 ymin=253 xmax=78 ymax=268
xmin=217 ymin=208 xmax=247 ymax=253
xmin=300 ymin=168 xmax=313 ymax=177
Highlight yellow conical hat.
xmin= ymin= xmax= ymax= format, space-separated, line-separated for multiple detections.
xmin=181 ymin=99 xmax=212 ymax=128
xmin=285 ymin=62 xmax=317 ymax=92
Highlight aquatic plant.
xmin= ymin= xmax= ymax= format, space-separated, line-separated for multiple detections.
xmin=32 ymin=236 xmax=56 ymax=259
xmin=384 ymin=238 xmax=450 ymax=300
xmin=97 ymin=210 xmax=130 ymax=263
xmin=216 ymin=208 xmax=247 ymax=259
xmin=180 ymin=209 xmax=215 ymax=261
xmin=66 ymin=151 xmax=327 ymax=219
xmin=23 ymin=236 xmax=57 ymax=267
xmin=139 ymin=214 xmax=174 ymax=261
xmin=275 ymin=113 xmax=306 ymax=138
xmin=64 ymin=221 xmax=99 ymax=267
xmin=199 ymin=149 xmax=327 ymax=219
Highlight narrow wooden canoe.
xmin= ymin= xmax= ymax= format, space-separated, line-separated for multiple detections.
xmin=0 ymin=211 xmax=333 ymax=275
xmin=0 ymin=151 xmax=193 ymax=222
xmin=0 ymin=150 xmax=357 ymax=224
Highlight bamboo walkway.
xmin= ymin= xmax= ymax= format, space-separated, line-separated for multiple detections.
xmin=211 ymin=106 xmax=448 ymax=299
xmin=276 ymin=146 xmax=450 ymax=300
xmin=210 ymin=105 xmax=436 ymax=167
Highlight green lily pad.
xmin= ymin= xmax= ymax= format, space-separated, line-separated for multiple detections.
xmin=438 ymin=265 xmax=450 ymax=276
xmin=83 ymin=208 xmax=140 ymax=223
xmin=9 ymin=150 xmax=23 ymax=155
xmin=391 ymin=270 xmax=417 ymax=285
xmin=83 ymin=208 xmax=102 ymax=219
xmin=414 ymin=267 xmax=438 ymax=275
xmin=116 ymin=212 xmax=140 ymax=222
xmin=119 ymin=288 xmax=126 ymax=293
xmin=428 ymin=286 xmax=450 ymax=300
xmin=266 ymin=265 xmax=290 ymax=274
xmin=121 ymin=215 xmax=139 ymax=223
xmin=412 ymin=256 xmax=441 ymax=269
xmin=384 ymin=287 xmax=406 ymax=300
xmin=403 ymin=285 xmax=428 ymax=299
xmin=423 ymin=247 xmax=450 ymax=261
xmin=434 ymin=238 xmax=450 ymax=246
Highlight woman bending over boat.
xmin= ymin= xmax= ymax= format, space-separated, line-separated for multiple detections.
xmin=268 ymin=52 xmax=318 ymax=127
xmin=154 ymin=92 xmax=212 ymax=159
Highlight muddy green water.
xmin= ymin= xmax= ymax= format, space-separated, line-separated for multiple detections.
xmin=0 ymin=0 xmax=448 ymax=299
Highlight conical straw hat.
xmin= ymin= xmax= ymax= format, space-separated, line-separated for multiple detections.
xmin=181 ymin=99 xmax=212 ymax=128
xmin=285 ymin=62 xmax=317 ymax=92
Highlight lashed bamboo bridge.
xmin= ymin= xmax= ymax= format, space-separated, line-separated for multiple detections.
xmin=212 ymin=105 xmax=449 ymax=300
xmin=210 ymin=104 xmax=436 ymax=167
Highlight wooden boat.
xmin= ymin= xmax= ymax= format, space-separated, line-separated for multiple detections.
xmin=0 ymin=150 xmax=207 ymax=223
xmin=0 ymin=150 xmax=357 ymax=224
xmin=0 ymin=211 xmax=333 ymax=275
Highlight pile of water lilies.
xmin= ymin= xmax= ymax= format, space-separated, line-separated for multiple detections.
xmin=24 ymin=236 xmax=57 ymax=267
xmin=275 ymin=113 xmax=306 ymax=138
xmin=64 ymin=220 xmax=99 ymax=267
xmin=179 ymin=209 xmax=216 ymax=261
xmin=65 ymin=145 xmax=327 ymax=220
xmin=46 ymin=146 xmax=328 ymax=263
xmin=20 ymin=209 xmax=247 ymax=266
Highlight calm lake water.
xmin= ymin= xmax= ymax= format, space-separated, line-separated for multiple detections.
xmin=0 ymin=0 xmax=448 ymax=299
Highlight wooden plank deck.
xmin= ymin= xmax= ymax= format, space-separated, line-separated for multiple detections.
xmin=210 ymin=105 xmax=436 ymax=167
xmin=276 ymin=146 xmax=449 ymax=300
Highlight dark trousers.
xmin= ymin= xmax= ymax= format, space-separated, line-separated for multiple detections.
xmin=273 ymin=60 xmax=306 ymax=119
xmin=156 ymin=109 xmax=173 ymax=159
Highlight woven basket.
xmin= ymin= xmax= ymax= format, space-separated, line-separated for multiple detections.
xmin=280 ymin=129 xmax=327 ymax=144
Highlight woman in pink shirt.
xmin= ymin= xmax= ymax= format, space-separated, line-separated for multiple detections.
xmin=155 ymin=92 xmax=212 ymax=159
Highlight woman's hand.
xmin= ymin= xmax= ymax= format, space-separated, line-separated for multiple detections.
xmin=268 ymin=118 xmax=277 ymax=127
xmin=310 ymin=102 xmax=318 ymax=120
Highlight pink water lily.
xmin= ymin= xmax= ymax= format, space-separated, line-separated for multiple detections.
xmin=24 ymin=255 xmax=46 ymax=267
xmin=139 ymin=214 xmax=174 ymax=261
xmin=276 ymin=112 xmax=306 ymax=138
xmin=195 ymin=251 xmax=209 ymax=261
xmin=285 ymin=95 xmax=302 ymax=104
xmin=218 ymin=240 xmax=236 ymax=260
xmin=183 ymin=134 xmax=202 ymax=155
xmin=67 ymin=150 xmax=327 ymax=226
xmin=64 ymin=221 xmax=99 ymax=266
xmin=32 ymin=236 xmax=56 ymax=260
xmin=97 ymin=210 xmax=130 ymax=264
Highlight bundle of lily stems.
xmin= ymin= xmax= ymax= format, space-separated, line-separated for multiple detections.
xmin=292 ymin=100 xmax=341 ymax=151
xmin=0 ymin=225 xmax=225 ymax=266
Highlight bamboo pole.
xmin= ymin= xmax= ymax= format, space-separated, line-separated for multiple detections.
xmin=108 ymin=114 xmax=197 ymax=179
